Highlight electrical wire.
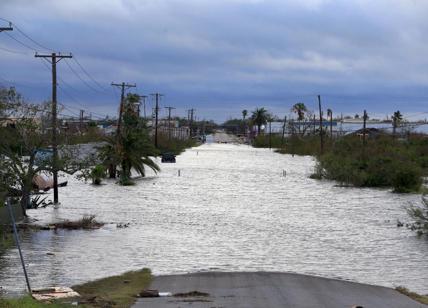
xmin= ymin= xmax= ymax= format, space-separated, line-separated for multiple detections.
xmin=72 ymin=57 xmax=108 ymax=91
xmin=0 ymin=44 xmax=28 ymax=55
xmin=4 ymin=32 xmax=38 ymax=52
xmin=64 ymin=59 xmax=104 ymax=93
xmin=12 ymin=23 xmax=54 ymax=52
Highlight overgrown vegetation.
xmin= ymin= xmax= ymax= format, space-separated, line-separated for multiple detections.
xmin=255 ymin=129 xmax=427 ymax=192
xmin=314 ymin=134 xmax=427 ymax=192
xmin=406 ymin=195 xmax=428 ymax=235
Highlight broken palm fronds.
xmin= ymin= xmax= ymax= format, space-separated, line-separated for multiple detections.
xmin=49 ymin=215 xmax=103 ymax=230
xmin=72 ymin=268 xmax=152 ymax=308
xmin=18 ymin=215 xmax=104 ymax=231
xmin=396 ymin=286 xmax=428 ymax=305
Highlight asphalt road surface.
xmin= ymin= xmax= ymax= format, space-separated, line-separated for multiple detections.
xmin=133 ymin=272 xmax=425 ymax=308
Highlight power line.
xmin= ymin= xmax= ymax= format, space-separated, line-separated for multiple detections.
xmin=64 ymin=59 xmax=103 ymax=93
xmin=12 ymin=23 xmax=54 ymax=52
xmin=72 ymin=57 xmax=108 ymax=91
xmin=38 ymin=58 xmax=106 ymax=118
xmin=0 ymin=44 xmax=28 ymax=55
xmin=4 ymin=32 xmax=37 ymax=52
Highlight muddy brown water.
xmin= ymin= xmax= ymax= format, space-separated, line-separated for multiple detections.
xmin=1 ymin=141 xmax=427 ymax=295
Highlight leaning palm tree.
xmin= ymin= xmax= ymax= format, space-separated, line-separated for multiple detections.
xmin=251 ymin=108 xmax=268 ymax=135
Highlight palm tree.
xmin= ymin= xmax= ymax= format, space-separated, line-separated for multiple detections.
xmin=292 ymin=103 xmax=307 ymax=122
xmin=251 ymin=108 xmax=268 ymax=135
xmin=242 ymin=109 xmax=248 ymax=135
xmin=292 ymin=103 xmax=308 ymax=134
xmin=99 ymin=97 xmax=160 ymax=185
xmin=242 ymin=109 xmax=248 ymax=121
xmin=392 ymin=110 xmax=403 ymax=138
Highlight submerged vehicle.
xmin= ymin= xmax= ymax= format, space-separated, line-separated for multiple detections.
xmin=161 ymin=152 xmax=176 ymax=163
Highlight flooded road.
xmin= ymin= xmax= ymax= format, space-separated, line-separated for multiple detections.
xmin=1 ymin=141 xmax=428 ymax=294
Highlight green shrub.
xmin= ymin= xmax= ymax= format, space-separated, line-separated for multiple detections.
xmin=406 ymin=196 xmax=428 ymax=235
xmin=392 ymin=164 xmax=422 ymax=193
xmin=90 ymin=164 xmax=106 ymax=185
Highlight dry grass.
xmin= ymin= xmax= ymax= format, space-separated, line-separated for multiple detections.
xmin=396 ymin=286 xmax=428 ymax=305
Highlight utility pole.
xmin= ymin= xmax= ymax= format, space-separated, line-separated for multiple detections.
xmin=363 ymin=110 xmax=368 ymax=147
xmin=35 ymin=52 xmax=72 ymax=204
xmin=269 ymin=119 xmax=272 ymax=150
xmin=318 ymin=95 xmax=324 ymax=154
xmin=110 ymin=82 xmax=136 ymax=179
xmin=139 ymin=95 xmax=148 ymax=118
xmin=151 ymin=93 xmax=163 ymax=147
xmin=165 ymin=106 xmax=175 ymax=140
xmin=188 ymin=109 xmax=195 ymax=137
xmin=281 ymin=115 xmax=287 ymax=146
xmin=79 ymin=109 xmax=84 ymax=134
xmin=313 ymin=114 xmax=316 ymax=134
xmin=111 ymin=82 xmax=136 ymax=137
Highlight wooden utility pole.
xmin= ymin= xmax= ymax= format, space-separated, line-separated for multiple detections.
xmin=140 ymin=95 xmax=148 ymax=118
xmin=313 ymin=114 xmax=316 ymax=134
xmin=110 ymin=82 xmax=136 ymax=178
xmin=281 ymin=115 xmax=287 ymax=146
xmin=35 ymin=52 xmax=72 ymax=204
xmin=363 ymin=110 xmax=368 ymax=146
xmin=165 ymin=106 xmax=175 ymax=140
xmin=79 ymin=109 xmax=84 ymax=134
xmin=318 ymin=95 xmax=324 ymax=154
xmin=151 ymin=93 xmax=163 ymax=147
xmin=188 ymin=108 xmax=195 ymax=137
xmin=111 ymin=82 xmax=136 ymax=137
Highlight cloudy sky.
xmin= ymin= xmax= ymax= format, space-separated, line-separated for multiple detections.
xmin=0 ymin=0 xmax=427 ymax=121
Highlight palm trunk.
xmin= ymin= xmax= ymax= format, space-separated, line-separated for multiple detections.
xmin=20 ymin=184 xmax=29 ymax=217
xmin=108 ymin=164 xmax=116 ymax=178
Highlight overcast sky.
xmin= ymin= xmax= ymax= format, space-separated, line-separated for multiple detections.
xmin=0 ymin=0 xmax=427 ymax=121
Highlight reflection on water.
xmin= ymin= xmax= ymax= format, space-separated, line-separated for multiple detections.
xmin=1 ymin=142 xmax=427 ymax=294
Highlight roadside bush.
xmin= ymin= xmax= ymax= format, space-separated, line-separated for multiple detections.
xmin=392 ymin=164 xmax=422 ymax=193
xmin=90 ymin=164 xmax=106 ymax=185
xmin=316 ymin=135 xmax=425 ymax=192
xmin=406 ymin=195 xmax=428 ymax=235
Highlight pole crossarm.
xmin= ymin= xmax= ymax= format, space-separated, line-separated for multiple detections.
xmin=35 ymin=52 xmax=72 ymax=64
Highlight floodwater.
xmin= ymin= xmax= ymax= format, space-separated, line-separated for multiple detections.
xmin=1 ymin=140 xmax=428 ymax=295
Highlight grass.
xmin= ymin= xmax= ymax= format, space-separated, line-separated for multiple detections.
xmin=0 ymin=269 xmax=152 ymax=308
xmin=0 ymin=296 xmax=70 ymax=307
xmin=73 ymin=268 xmax=152 ymax=307
xmin=396 ymin=286 xmax=428 ymax=305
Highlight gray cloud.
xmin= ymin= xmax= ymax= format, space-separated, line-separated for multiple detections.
xmin=0 ymin=0 xmax=427 ymax=121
